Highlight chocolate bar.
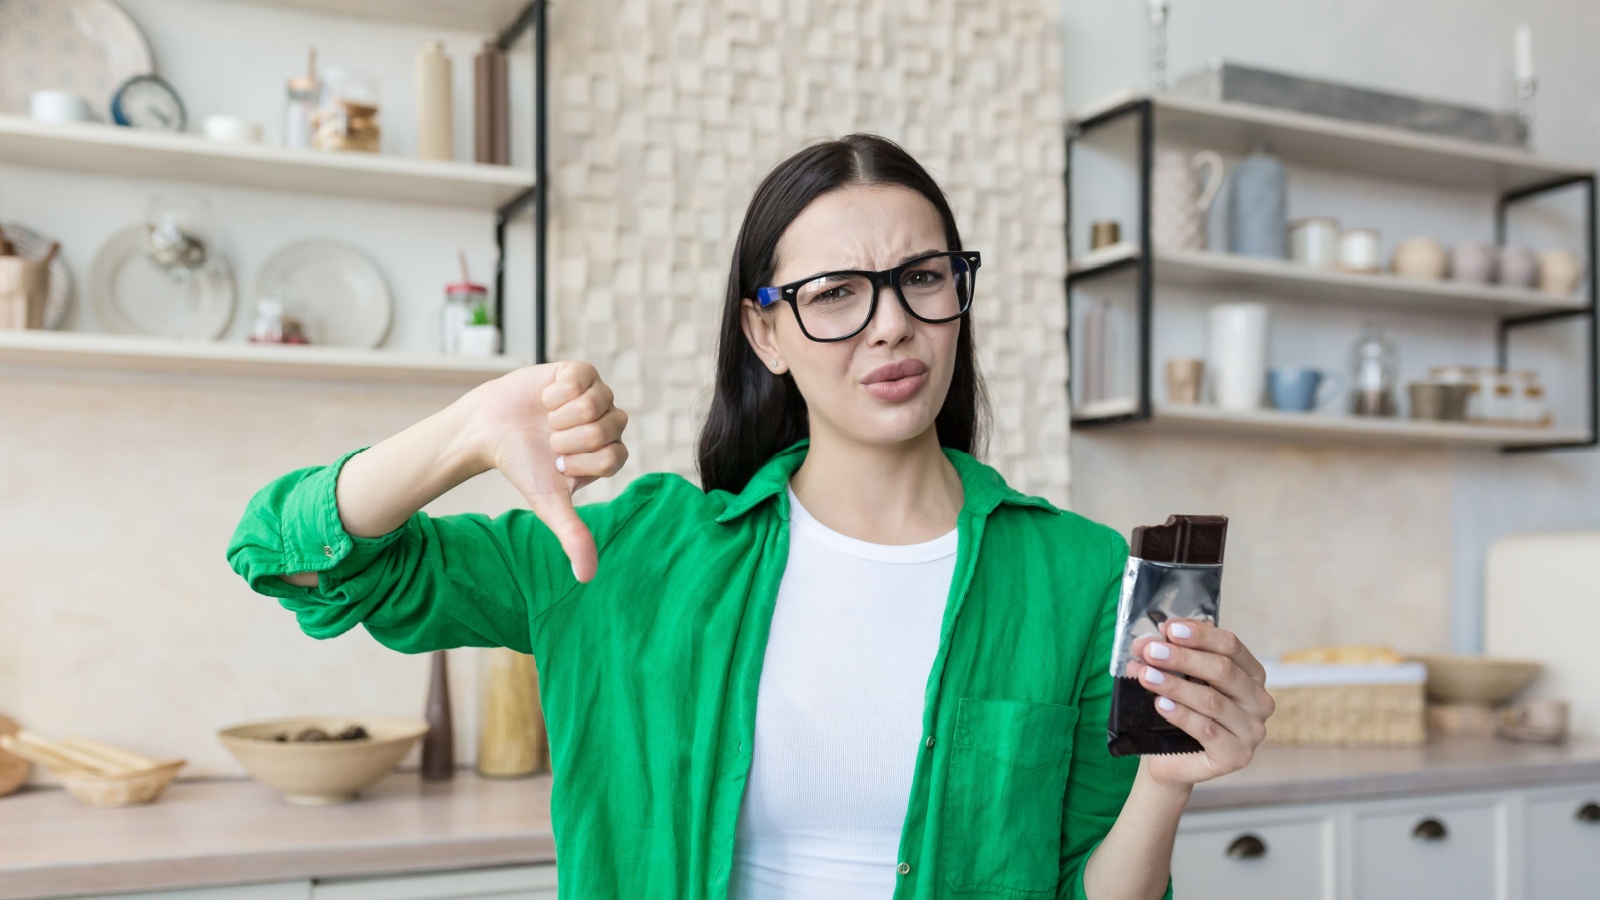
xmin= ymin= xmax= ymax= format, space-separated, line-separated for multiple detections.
xmin=1106 ymin=515 xmax=1228 ymax=757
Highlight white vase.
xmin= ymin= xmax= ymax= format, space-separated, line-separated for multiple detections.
xmin=1207 ymin=303 xmax=1269 ymax=411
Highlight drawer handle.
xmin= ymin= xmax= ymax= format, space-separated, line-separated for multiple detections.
xmin=1412 ymin=818 xmax=1448 ymax=841
xmin=1579 ymin=802 xmax=1600 ymax=824
xmin=1225 ymin=834 xmax=1268 ymax=859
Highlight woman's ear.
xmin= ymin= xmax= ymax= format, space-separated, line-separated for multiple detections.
xmin=740 ymin=299 xmax=786 ymax=374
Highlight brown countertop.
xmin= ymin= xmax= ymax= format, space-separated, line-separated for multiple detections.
xmin=6 ymin=739 xmax=1600 ymax=898
xmin=0 ymin=769 xmax=555 ymax=900
xmin=1189 ymin=735 xmax=1600 ymax=810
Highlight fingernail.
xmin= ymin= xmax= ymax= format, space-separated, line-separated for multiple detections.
xmin=1144 ymin=667 xmax=1166 ymax=684
xmin=1157 ymin=697 xmax=1177 ymax=712
xmin=1148 ymin=642 xmax=1172 ymax=660
xmin=555 ymin=455 xmax=567 ymax=474
xmin=1170 ymin=622 xmax=1192 ymax=639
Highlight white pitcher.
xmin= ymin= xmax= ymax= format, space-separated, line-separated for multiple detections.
xmin=1152 ymin=149 xmax=1225 ymax=251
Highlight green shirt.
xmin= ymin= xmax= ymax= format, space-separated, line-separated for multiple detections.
xmin=227 ymin=439 xmax=1171 ymax=900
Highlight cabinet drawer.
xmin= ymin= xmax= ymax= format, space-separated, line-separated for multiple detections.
xmin=1173 ymin=812 xmax=1333 ymax=900
xmin=1523 ymin=784 xmax=1600 ymax=900
xmin=1352 ymin=797 xmax=1503 ymax=900
xmin=313 ymin=864 xmax=556 ymax=900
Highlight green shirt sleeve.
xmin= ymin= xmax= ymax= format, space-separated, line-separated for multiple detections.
xmin=225 ymin=447 xmax=661 ymax=655
xmin=1058 ymin=530 xmax=1175 ymax=900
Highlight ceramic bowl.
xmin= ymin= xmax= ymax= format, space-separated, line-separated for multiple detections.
xmin=1408 ymin=655 xmax=1543 ymax=705
xmin=218 ymin=716 xmax=428 ymax=805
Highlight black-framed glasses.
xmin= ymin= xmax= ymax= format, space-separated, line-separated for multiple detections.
xmin=756 ymin=250 xmax=981 ymax=342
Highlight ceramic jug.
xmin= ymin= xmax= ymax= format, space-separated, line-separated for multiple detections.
xmin=1227 ymin=144 xmax=1287 ymax=259
xmin=1152 ymin=149 xmax=1224 ymax=251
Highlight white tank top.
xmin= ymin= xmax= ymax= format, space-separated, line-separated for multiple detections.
xmin=729 ymin=485 xmax=958 ymax=899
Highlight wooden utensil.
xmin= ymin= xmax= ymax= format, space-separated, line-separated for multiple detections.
xmin=0 ymin=715 xmax=29 ymax=797
xmin=0 ymin=729 xmax=185 ymax=807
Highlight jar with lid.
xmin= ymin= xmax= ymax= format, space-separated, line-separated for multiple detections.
xmin=441 ymin=281 xmax=487 ymax=354
xmin=1349 ymin=323 xmax=1399 ymax=416
xmin=314 ymin=68 xmax=380 ymax=152
xmin=1512 ymin=370 xmax=1550 ymax=426
xmin=1478 ymin=369 xmax=1517 ymax=422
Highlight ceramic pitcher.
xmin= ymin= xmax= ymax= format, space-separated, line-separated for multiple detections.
xmin=1152 ymin=149 xmax=1224 ymax=251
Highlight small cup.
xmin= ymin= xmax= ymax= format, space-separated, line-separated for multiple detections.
xmin=1392 ymin=237 xmax=1447 ymax=281
xmin=1289 ymin=217 xmax=1340 ymax=269
xmin=203 ymin=114 xmax=263 ymax=144
xmin=1165 ymin=358 xmax=1205 ymax=405
xmin=1496 ymin=245 xmax=1539 ymax=289
xmin=30 ymin=89 xmax=92 ymax=124
xmin=1538 ymin=249 xmax=1583 ymax=296
xmin=1090 ymin=220 xmax=1122 ymax=250
xmin=1408 ymin=382 xmax=1472 ymax=421
xmin=1336 ymin=228 xmax=1381 ymax=274
xmin=1268 ymin=366 xmax=1343 ymax=412
xmin=1499 ymin=698 xmax=1569 ymax=742
xmin=455 ymin=324 xmax=501 ymax=356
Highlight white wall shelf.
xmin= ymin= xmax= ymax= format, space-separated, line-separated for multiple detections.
xmin=1070 ymin=243 xmax=1589 ymax=318
xmin=0 ymin=115 xmax=533 ymax=209
xmin=0 ymin=330 xmax=526 ymax=387
xmin=230 ymin=0 xmax=533 ymax=33
xmin=1073 ymin=90 xmax=1593 ymax=193
xmin=1094 ymin=403 xmax=1589 ymax=449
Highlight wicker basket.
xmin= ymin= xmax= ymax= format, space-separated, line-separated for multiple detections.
xmin=1263 ymin=662 xmax=1427 ymax=747
xmin=59 ymin=760 xmax=186 ymax=808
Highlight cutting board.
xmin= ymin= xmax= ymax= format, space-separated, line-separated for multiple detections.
xmin=0 ymin=714 xmax=28 ymax=796
xmin=1484 ymin=530 xmax=1600 ymax=738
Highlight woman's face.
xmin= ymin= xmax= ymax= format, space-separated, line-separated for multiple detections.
xmin=741 ymin=184 xmax=961 ymax=450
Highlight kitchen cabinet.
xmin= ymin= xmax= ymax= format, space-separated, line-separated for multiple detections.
xmin=86 ymin=882 xmax=311 ymax=900
xmin=1519 ymin=782 xmax=1600 ymax=900
xmin=313 ymin=863 xmax=557 ymax=899
xmin=1177 ymin=781 xmax=1599 ymax=900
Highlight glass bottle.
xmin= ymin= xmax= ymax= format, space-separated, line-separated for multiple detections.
xmin=442 ymin=281 xmax=486 ymax=354
xmin=476 ymin=647 xmax=546 ymax=778
xmin=284 ymin=73 xmax=319 ymax=149
xmin=1349 ymin=323 xmax=1399 ymax=417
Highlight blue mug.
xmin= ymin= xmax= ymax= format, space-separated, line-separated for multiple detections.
xmin=1269 ymin=367 xmax=1343 ymax=412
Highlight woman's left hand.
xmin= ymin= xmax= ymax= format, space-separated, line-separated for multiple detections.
xmin=1134 ymin=620 xmax=1274 ymax=789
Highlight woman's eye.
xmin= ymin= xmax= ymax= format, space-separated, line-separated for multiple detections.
xmin=903 ymin=268 xmax=945 ymax=287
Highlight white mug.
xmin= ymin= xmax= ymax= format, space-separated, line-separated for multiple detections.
xmin=1337 ymin=228 xmax=1381 ymax=273
xmin=1207 ymin=303 xmax=1270 ymax=411
xmin=30 ymin=89 xmax=92 ymax=124
xmin=1289 ymin=217 xmax=1340 ymax=268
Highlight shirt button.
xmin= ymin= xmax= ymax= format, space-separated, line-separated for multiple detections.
xmin=897 ymin=862 xmax=911 ymax=875
xmin=322 ymin=544 xmax=334 ymax=558
xmin=925 ymin=736 xmax=936 ymax=749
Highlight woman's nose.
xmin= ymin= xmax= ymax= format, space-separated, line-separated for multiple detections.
xmin=863 ymin=284 xmax=914 ymax=345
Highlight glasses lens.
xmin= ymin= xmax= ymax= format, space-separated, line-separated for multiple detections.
xmin=794 ymin=272 xmax=876 ymax=339
xmin=900 ymin=254 xmax=972 ymax=323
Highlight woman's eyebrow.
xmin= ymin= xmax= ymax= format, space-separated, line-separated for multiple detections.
xmin=897 ymin=248 xmax=944 ymax=264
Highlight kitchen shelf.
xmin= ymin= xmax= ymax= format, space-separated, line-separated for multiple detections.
xmin=1077 ymin=401 xmax=1589 ymax=449
xmin=0 ymin=115 xmax=533 ymax=209
xmin=0 ymin=330 xmax=526 ymax=386
xmin=1069 ymin=243 xmax=1590 ymax=318
xmin=231 ymin=0 xmax=533 ymax=32
xmin=1073 ymin=90 xmax=1593 ymax=193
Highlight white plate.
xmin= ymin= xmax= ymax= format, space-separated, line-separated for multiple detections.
xmin=254 ymin=240 xmax=392 ymax=349
xmin=89 ymin=225 xmax=235 ymax=339
xmin=0 ymin=0 xmax=154 ymax=118
xmin=1 ymin=221 xmax=74 ymax=330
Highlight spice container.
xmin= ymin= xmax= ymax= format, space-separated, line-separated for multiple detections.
xmin=284 ymin=48 xmax=319 ymax=149
xmin=1512 ymin=370 xmax=1550 ymax=426
xmin=1349 ymin=324 xmax=1399 ymax=417
xmin=314 ymin=69 xmax=380 ymax=153
xmin=476 ymin=648 xmax=546 ymax=778
xmin=441 ymin=281 xmax=486 ymax=354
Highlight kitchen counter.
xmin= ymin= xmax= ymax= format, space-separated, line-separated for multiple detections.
xmin=1189 ymin=735 xmax=1600 ymax=810
xmin=5 ymin=739 xmax=1600 ymax=899
xmin=0 ymin=770 xmax=555 ymax=900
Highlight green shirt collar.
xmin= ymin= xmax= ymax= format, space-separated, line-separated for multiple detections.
xmin=713 ymin=438 xmax=1060 ymax=524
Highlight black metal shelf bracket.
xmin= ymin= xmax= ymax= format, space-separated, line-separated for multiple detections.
xmin=491 ymin=0 xmax=550 ymax=365
xmin=1065 ymin=98 xmax=1154 ymax=428
xmin=1494 ymin=173 xmax=1599 ymax=453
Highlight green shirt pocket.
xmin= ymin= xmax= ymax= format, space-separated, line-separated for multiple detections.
xmin=941 ymin=697 xmax=1079 ymax=898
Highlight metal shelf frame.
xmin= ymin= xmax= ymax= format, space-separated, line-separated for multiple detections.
xmin=492 ymin=0 xmax=549 ymax=364
xmin=1064 ymin=96 xmax=1599 ymax=453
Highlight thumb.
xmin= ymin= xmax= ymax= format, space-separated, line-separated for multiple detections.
xmin=525 ymin=487 xmax=599 ymax=584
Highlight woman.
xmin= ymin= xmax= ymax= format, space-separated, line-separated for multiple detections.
xmin=228 ymin=134 xmax=1272 ymax=900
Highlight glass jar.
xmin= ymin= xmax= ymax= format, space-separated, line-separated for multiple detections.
xmin=314 ymin=68 xmax=381 ymax=153
xmin=283 ymin=73 xmax=319 ymax=149
xmin=1349 ymin=324 xmax=1399 ymax=417
xmin=442 ymin=281 xmax=488 ymax=354
xmin=1512 ymin=370 xmax=1549 ymax=426
xmin=476 ymin=647 xmax=546 ymax=778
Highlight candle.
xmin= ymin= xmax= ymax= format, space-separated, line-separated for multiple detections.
xmin=1514 ymin=25 xmax=1534 ymax=82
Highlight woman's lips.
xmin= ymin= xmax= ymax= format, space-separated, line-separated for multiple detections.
xmin=862 ymin=359 xmax=930 ymax=402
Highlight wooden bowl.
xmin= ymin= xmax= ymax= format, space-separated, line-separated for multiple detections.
xmin=1409 ymin=654 xmax=1543 ymax=705
xmin=0 ymin=716 xmax=29 ymax=797
xmin=59 ymin=760 xmax=186 ymax=808
xmin=217 ymin=716 xmax=428 ymax=805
